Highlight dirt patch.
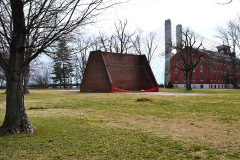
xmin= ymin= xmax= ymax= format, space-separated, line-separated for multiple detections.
xmin=29 ymin=107 xmax=47 ymax=110
xmin=137 ymin=98 xmax=152 ymax=102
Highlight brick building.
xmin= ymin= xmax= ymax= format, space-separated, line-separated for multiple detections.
xmin=170 ymin=45 xmax=240 ymax=89
xmin=81 ymin=50 xmax=159 ymax=92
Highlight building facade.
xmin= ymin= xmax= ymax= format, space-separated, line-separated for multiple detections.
xmin=170 ymin=45 xmax=240 ymax=89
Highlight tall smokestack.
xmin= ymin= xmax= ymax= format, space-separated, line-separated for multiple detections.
xmin=165 ymin=19 xmax=172 ymax=86
xmin=176 ymin=24 xmax=182 ymax=49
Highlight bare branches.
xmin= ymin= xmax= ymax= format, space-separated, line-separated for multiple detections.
xmin=0 ymin=0 xmax=126 ymax=71
xmin=217 ymin=0 xmax=233 ymax=5
xmin=216 ymin=14 xmax=240 ymax=53
xmin=97 ymin=19 xmax=135 ymax=54
xmin=171 ymin=29 xmax=204 ymax=90
xmin=143 ymin=32 xmax=158 ymax=63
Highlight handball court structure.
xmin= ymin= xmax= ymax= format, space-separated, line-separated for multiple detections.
xmin=81 ymin=50 xmax=159 ymax=93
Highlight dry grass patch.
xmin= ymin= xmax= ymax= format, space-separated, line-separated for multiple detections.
xmin=137 ymin=98 xmax=152 ymax=102
xmin=27 ymin=107 xmax=240 ymax=153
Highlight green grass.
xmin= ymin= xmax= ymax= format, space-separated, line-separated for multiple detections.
xmin=159 ymin=88 xmax=240 ymax=94
xmin=0 ymin=89 xmax=240 ymax=159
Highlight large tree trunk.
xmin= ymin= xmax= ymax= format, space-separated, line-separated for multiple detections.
xmin=23 ymin=64 xmax=30 ymax=94
xmin=186 ymin=73 xmax=192 ymax=90
xmin=0 ymin=0 xmax=34 ymax=134
xmin=0 ymin=74 xmax=35 ymax=134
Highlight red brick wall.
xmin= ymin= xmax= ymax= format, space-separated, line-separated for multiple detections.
xmin=81 ymin=51 xmax=111 ymax=92
xmin=103 ymin=52 xmax=157 ymax=91
xmin=170 ymin=50 xmax=211 ymax=85
xmin=170 ymin=50 xmax=240 ymax=86
xmin=81 ymin=51 xmax=158 ymax=92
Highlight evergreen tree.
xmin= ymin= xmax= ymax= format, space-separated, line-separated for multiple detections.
xmin=52 ymin=38 xmax=73 ymax=88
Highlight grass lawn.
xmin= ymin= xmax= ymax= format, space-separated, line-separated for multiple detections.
xmin=0 ymin=89 xmax=240 ymax=159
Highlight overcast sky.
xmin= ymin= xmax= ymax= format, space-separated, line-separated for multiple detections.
xmin=93 ymin=0 xmax=240 ymax=39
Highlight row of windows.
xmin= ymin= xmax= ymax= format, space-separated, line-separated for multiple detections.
xmin=175 ymin=75 xmax=204 ymax=82
xmin=174 ymin=57 xmax=204 ymax=65
xmin=215 ymin=59 xmax=240 ymax=66
xmin=175 ymin=66 xmax=240 ymax=74
xmin=175 ymin=74 xmax=240 ymax=82
xmin=175 ymin=57 xmax=240 ymax=67
xmin=175 ymin=65 xmax=203 ymax=73
xmin=210 ymin=75 xmax=225 ymax=82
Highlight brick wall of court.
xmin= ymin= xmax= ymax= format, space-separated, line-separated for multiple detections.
xmin=81 ymin=51 xmax=158 ymax=92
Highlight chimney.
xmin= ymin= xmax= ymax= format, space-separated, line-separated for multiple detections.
xmin=176 ymin=24 xmax=182 ymax=49
xmin=165 ymin=19 xmax=172 ymax=86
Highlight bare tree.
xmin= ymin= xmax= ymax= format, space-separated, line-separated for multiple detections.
xmin=171 ymin=29 xmax=205 ymax=90
xmin=131 ymin=30 xmax=143 ymax=55
xmin=216 ymin=15 xmax=240 ymax=88
xmin=131 ymin=31 xmax=158 ymax=63
xmin=97 ymin=19 xmax=135 ymax=54
xmin=0 ymin=0 xmax=125 ymax=134
xmin=30 ymin=60 xmax=52 ymax=89
xmin=144 ymin=32 xmax=158 ymax=63
xmin=114 ymin=19 xmax=135 ymax=53
xmin=71 ymin=36 xmax=94 ymax=84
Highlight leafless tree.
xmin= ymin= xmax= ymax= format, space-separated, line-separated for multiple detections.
xmin=72 ymin=36 xmax=94 ymax=84
xmin=114 ymin=19 xmax=135 ymax=53
xmin=0 ymin=0 xmax=126 ymax=134
xmin=132 ymin=31 xmax=158 ymax=63
xmin=171 ymin=29 xmax=205 ymax=90
xmin=131 ymin=30 xmax=143 ymax=55
xmin=30 ymin=60 xmax=52 ymax=88
xmin=216 ymin=15 xmax=240 ymax=88
xmin=97 ymin=19 xmax=135 ymax=54
xmin=144 ymin=32 xmax=158 ymax=63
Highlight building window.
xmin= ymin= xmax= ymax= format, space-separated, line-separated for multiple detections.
xmin=200 ymin=74 xmax=204 ymax=81
xmin=214 ymin=75 xmax=216 ymax=81
xmin=217 ymin=66 xmax=219 ymax=72
xmin=214 ymin=65 xmax=216 ymax=72
xmin=210 ymin=74 xmax=212 ymax=81
xmin=175 ymin=60 xmax=177 ymax=65
xmin=175 ymin=76 xmax=178 ymax=82
xmin=193 ymin=67 xmax=195 ymax=72
xmin=175 ymin=68 xmax=178 ymax=73
xmin=218 ymin=75 xmax=220 ymax=81
xmin=200 ymin=65 xmax=203 ymax=72
xmin=192 ymin=75 xmax=195 ymax=81
xmin=200 ymin=57 xmax=204 ymax=62
xmin=192 ymin=58 xmax=195 ymax=63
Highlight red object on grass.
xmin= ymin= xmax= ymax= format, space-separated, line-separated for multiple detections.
xmin=110 ymin=86 xmax=159 ymax=93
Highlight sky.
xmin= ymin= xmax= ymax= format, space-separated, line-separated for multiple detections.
xmin=94 ymin=0 xmax=240 ymax=39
